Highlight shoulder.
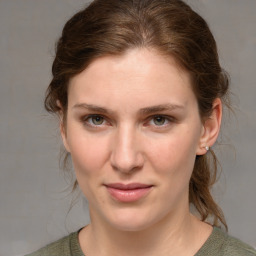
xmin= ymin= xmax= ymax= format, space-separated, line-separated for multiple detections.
xmin=196 ymin=227 xmax=256 ymax=256
xmin=25 ymin=231 xmax=84 ymax=256
xmin=223 ymin=232 xmax=256 ymax=256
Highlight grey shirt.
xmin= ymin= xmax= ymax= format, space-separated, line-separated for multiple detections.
xmin=26 ymin=227 xmax=256 ymax=256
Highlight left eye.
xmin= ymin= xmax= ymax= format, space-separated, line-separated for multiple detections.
xmin=151 ymin=116 xmax=169 ymax=126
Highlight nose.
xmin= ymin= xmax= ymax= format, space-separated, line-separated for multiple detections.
xmin=110 ymin=125 xmax=144 ymax=174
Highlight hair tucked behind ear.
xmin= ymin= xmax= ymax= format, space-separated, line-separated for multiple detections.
xmin=45 ymin=0 xmax=230 ymax=229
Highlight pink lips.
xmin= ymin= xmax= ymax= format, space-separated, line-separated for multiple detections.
xmin=105 ymin=183 xmax=153 ymax=202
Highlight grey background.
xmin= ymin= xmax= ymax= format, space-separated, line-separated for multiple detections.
xmin=0 ymin=0 xmax=255 ymax=255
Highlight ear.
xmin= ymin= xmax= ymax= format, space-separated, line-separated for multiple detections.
xmin=57 ymin=101 xmax=71 ymax=153
xmin=196 ymin=98 xmax=222 ymax=155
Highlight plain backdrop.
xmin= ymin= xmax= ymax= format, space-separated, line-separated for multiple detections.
xmin=0 ymin=0 xmax=255 ymax=255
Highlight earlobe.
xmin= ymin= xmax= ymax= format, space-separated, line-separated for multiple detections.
xmin=196 ymin=98 xmax=222 ymax=155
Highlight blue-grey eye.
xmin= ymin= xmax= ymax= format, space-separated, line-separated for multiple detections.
xmin=153 ymin=116 xmax=166 ymax=126
xmin=91 ymin=116 xmax=104 ymax=125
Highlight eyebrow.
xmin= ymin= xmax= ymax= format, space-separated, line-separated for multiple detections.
xmin=139 ymin=104 xmax=185 ymax=115
xmin=72 ymin=103 xmax=184 ymax=115
xmin=72 ymin=103 xmax=114 ymax=114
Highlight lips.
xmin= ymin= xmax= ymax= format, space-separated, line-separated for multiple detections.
xmin=105 ymin=183 xmax=153 ymax=202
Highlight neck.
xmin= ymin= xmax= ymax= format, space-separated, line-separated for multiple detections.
xmin=79 ymin=209 xmax=212 ymax=256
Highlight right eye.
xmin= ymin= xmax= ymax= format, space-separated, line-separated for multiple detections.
xmin=151 ymin=115 xmax=168 ymax=126
xmin=83 ymin=115 xmax=107 ymax=127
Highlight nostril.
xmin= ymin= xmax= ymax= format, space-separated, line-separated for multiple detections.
xmin=110 ymin=151 xmax=144 ymax=173
xmin=110 ymin=129 xmax=144 ymax=173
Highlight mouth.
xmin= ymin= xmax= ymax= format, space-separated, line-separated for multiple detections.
xmin=104 ymin=183 xmax=153 ymax=202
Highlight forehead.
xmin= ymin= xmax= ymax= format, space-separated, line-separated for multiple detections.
xmin=68 ymin=48 xmax=195 ymax=110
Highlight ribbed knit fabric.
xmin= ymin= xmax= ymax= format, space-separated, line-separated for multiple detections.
xmin=26 ymin=227 xmax=256 ymax=256
xmin=195 ymin=227 xmax=256 ymax=256
xmin=26 ymin=231 xmax=84 ymax=256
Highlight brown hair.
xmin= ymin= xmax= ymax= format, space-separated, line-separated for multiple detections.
xmin=45 ymin=0 xmax=229 ymax=229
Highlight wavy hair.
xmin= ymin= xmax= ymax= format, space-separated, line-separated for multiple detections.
xmin=45 ymin=0 xmax=229 ymax=229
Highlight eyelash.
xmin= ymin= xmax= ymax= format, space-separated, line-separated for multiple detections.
xmin=147 ymin=115 xmax=174 ymax=127
xmin=81 ymin=115 xmax=109 ymax=127
xmin=81 ymin=114 xmax=175 ymax=129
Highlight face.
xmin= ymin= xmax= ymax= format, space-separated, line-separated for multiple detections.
xmin=62 ymin=49 xmax=208 ymax=231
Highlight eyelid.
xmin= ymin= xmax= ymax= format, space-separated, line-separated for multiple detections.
xmin=80 ymin=113 xmax=176 ymax=129
xmin=81 ymin=114 xmax=110 ymax=127
xmin=145 ymin=114 xmax=176 ymax=127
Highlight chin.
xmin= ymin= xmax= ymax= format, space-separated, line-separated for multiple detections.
xmin=105 ymin=208 xmax=159 ymax=232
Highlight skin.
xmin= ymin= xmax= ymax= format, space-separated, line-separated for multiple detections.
xmin=60 ymin=48 xmax=222 ymax=256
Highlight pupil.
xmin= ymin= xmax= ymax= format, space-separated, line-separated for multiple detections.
xmin=154 ymin=116 xmax=165 ymax=125
xmin=93 ymin=116 xmax=103 ymax=125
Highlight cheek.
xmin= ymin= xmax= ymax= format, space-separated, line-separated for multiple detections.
xmin=145 ymin=128 xmax=200 ymax=199
xmin=67 ymin=130 xmax=110 ymax=180
xmin=146 ymin=131 xmax=198 ymax=204
xmin=147 ymin=130 xmax=198 ymax=172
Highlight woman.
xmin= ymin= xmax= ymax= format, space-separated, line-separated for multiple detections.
xmin=27 ymin=0 xmax=256 ymax=255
